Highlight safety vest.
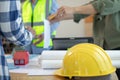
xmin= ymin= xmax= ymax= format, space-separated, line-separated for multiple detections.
xmin=22 ymin=0 xmax=55 ymax=47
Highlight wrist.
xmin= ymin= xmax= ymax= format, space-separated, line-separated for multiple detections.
xmin=74 ymin=6 xmax=81 ymax=14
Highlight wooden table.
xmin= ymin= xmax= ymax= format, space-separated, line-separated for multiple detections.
xmin=10 ymin=73 xmax=64 ymax=80
xmin=10 ymin=73 xmax=118 ymax=80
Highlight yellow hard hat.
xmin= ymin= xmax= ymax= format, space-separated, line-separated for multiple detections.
xmin=54 ymin=43 xmax=116 ymax=78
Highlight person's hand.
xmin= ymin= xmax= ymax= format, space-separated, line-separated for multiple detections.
xmin=33 ymin=34 xmax=44 ymax=45
xmin=48 ymin=6 xmax=75 ymax=23
xmin=26 ymin=26 xmax=36 ymax=38
xmin=48 ymin=13 xmax=59 ymax=23
xmin=57 ymin=6 xmax=75 ymax=18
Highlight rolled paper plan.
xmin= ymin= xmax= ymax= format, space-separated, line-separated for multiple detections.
xmin=106 ymin=50 xmax=120 ymax=60
xmin=41 ymin=50 xmax=66 ymax=60
xmin=41 ymin=60 xmax=62 ymax=69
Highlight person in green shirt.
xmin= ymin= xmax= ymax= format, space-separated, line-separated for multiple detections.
xmin=49 ymin=0 xmax=120 ymax=79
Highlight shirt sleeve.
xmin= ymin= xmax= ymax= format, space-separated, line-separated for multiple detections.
xmin=0 ymin=0 xmax=33 ymax=46
xmin=49 ymin=0 xmax=60 ymax=36
xmin=74 ymin=14 xmax=89 ymax=23
xmin=91 ymin=0 xmax=120 ymax=15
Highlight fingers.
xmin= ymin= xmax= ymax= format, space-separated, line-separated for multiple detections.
xmin=33 ymin=34 xmax=44 ymax=45
xmin=26 ymin=26 xmax=36 ymax=37
xmin=48 ymin=14 xmax=56 ymax=20
xmin=48 ymin=14 xmax=60 ymax=23
xmin=33 ymin=38 xmax=43 ymax=45
xmin=48 ymin=6 xmax=67 ymax=23
xmin=34 ymin=34 xmax=43 ymax=39
xmin=57 ymin=7 xmax=65 ymax=17
xmin=56 ymin=7 xmax=66 ymax=19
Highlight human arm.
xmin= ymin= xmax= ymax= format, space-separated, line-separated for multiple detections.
xmin=91 ymin=0 xmax=120 ymax=15
xmin=53 ymin=3 xmax=97 ymax=21
xmin=74 ymin=0 xmax=120 ymax=22
xmin=48 ymin=5 xmax=94 ymax=23
xmin=49 ymin=0 xmax=59 ymax=36
xmin=59 ymin=0 xmax=120 ymax=15
xmin=50 ymin=0 xmax=120 ymax=23
xmin=0 ymin=0 xmax=35 ymax=46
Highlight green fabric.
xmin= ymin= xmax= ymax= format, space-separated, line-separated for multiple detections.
xmin=74 ymin=14 xmax=89 ymax=23
xmin=22 ymin=1 xmax=32 ymax=23
xmin=74 ymin=0 xmax=120 ymax=49
xmin=92 ymin=0 xmax=120 ymax=15
xmin=22 ymin=0 xmax=53 ymax=47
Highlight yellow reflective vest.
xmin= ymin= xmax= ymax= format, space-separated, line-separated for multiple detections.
xmin=22 ymin=0 xmax=55 ymax=47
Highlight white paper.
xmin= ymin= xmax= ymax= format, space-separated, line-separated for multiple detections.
xmin=41 ymin=60 xmax=62 ymax=69
xmin=44 ymin=19 xmax=50 ymax=48
xmin=10 ymin=68 xmax=30 ymax=73
xmin=41 ymin=50 xmax=66 ymax=60
xmin=28 ymin=69 xmax=56 ymax=75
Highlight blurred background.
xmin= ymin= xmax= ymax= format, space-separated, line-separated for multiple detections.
xmin=3 ymin=0 xmax=93 ymax=54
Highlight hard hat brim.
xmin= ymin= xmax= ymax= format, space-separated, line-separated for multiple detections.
xmin=54 ymin=67 xmax=116 ymax=77
xmin=54 ymin=68 xmax=63 ymax=76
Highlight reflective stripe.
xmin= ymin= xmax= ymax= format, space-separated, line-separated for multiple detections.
xmin=46 ymin=0 xmax=49 ymax=19
xmin=22 ymin=0 xmax=53 ymax=47
xmin=33 ymin=22 xmax=44 ymax=26
xmin=24 ymin=23 xmax=32 ymax=26
xmin=24 ymin=22 xmax=44 ymax=26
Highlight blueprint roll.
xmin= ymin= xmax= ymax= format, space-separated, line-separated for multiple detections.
xmin=106 ymin=50 xmax=120 ymax=60
xmin=41 ymin=60 xmax=62 ymax=69
xmin=41 ymin=50 xmax=66 ymax=60
xmin=112 ymin=60 xmax=120 ymax=68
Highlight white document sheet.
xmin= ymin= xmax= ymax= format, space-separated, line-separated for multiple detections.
xmin=44 ymin=19 xmax=50 ymax=48
xmin=41 ymin=60 xmax=63 ymax=69
xmin=28 ymin=69 xmax=56 ymax=75
xmin=10 ymin=68 xmax=30 ymax=73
